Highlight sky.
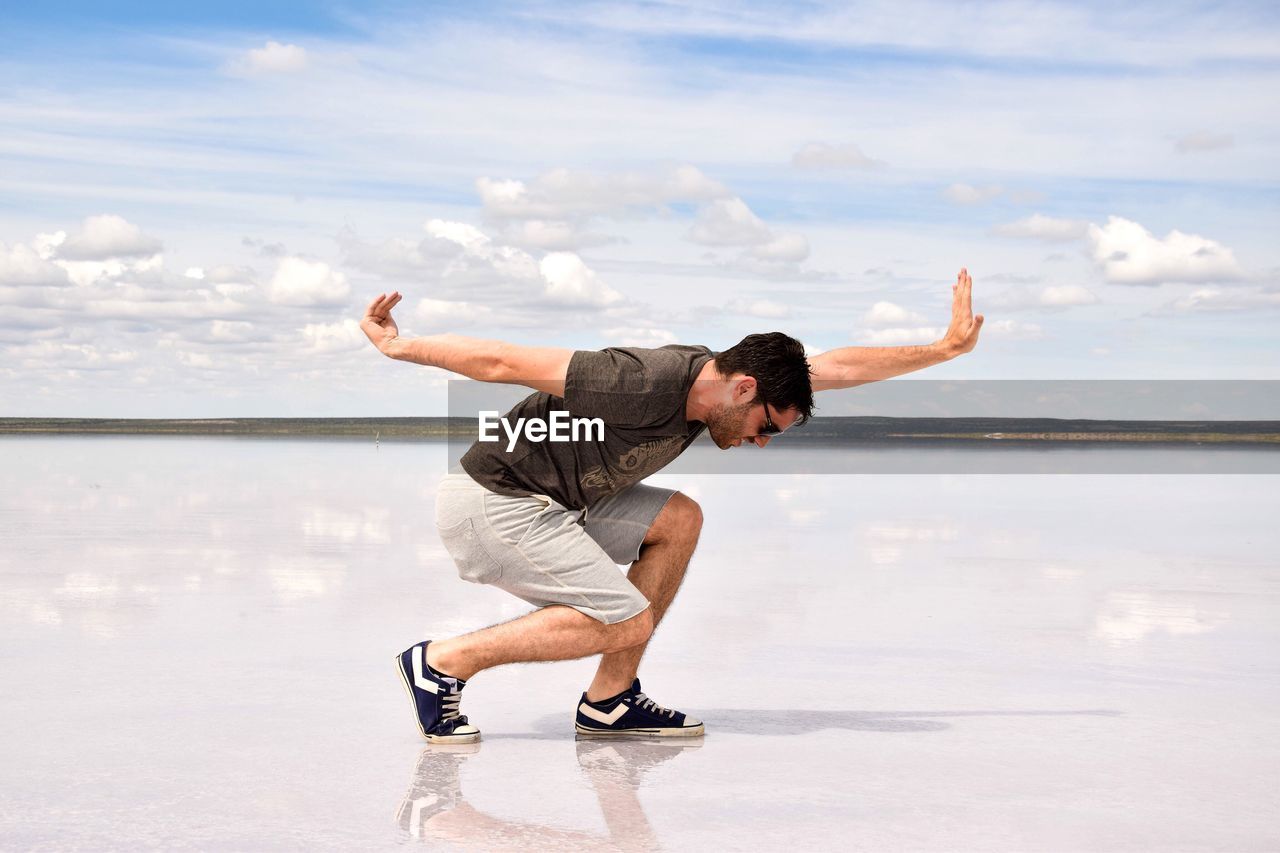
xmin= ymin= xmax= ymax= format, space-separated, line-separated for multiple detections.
xmin=1 ymin=0 xmax=1278 ymax=417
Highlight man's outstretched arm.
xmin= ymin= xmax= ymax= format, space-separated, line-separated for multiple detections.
xmin=360 ymin=291 xmax=572 ymax=396
xmin=807 ymin=268 xmax=985 ymax=391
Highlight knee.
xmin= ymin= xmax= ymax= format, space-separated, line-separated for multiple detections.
xmin=649 ymin=492 xmax=703 ymax=544
xmin=675 ymin=492 xmax=704 ymax=533
xmin=606 ymin=606 xmax=654 ymax=650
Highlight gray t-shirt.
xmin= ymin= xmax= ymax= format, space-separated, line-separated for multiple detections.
xmin=459 ymin=344 xmax=714 ymax=509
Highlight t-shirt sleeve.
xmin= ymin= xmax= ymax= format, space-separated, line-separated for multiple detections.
xmin=562 ymin=347 xmax=689 ymax=429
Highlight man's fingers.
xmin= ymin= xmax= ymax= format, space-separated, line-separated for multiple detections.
xmin=365 ymin=292 xmax=403 ymax=319
xmin=377 ymin=292 xmax=402 ymax=314
xmin=951 ymin=272 xmax=969 ymax=316
xmin=954 ymin=269 xmax=971 ymax=305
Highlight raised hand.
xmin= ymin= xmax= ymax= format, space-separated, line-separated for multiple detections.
xmin=938 ymin=268 xmax=984 ymax=356
xmin=361 ymin=291 xmax=403 ymax=354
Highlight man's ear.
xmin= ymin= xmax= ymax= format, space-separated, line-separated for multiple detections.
xmin=731 ymin=376 xmax=757 ymax=403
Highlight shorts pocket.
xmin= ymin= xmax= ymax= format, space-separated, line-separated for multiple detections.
xmin=484 ymin=492 xmax=555 ymax=548
xmin=437 ymin=517 xmax=505 ymax=584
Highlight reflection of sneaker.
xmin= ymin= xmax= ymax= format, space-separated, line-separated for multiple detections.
xmin=395 ymin=641 xmax=480 ymax=743
xmin=575 ymin=738 xmax=702 ymax=785
xmin=394 ymin=742 xmax=480 ymax=838
xmin=575 ymin=678 xmax=704 ymax=737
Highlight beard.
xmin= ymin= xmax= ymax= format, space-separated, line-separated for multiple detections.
xmin=704 ymin=399 xmax=754 ymax=449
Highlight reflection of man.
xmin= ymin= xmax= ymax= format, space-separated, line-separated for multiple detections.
xmin=363 ymin=270 xmax=983 ymax=742
xmin=396 ymin=740 xmax=699 ymax=847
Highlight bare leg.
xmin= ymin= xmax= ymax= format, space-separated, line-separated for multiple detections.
xmin=586 ymin=493 xmax=702 ymax=701
xmin=428 ymin=603 xmax=653 ymax=681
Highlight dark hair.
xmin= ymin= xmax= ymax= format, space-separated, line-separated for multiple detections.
xmin=712 ymin=332 xmax=815 ymax=426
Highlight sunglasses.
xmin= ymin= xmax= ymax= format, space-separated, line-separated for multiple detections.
xmin=759 ymin=397 xmax=782 ymax=436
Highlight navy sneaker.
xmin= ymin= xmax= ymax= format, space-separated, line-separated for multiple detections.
xmin=395 ymin=641 xmax=480 ymax=743
xmin=575 ymin=678 xmax=704 ymax=737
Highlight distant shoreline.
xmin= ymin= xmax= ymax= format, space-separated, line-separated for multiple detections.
xmin=2 ymin=417 xmax=1277 ymax=445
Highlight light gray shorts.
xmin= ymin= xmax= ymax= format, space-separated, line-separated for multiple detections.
xmin=434 ymin=472 xmax=676 ymax=625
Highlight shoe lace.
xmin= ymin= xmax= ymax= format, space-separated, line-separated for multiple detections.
xmin=633 ymin=690 xmax=676 ymax=718
xmin=442 ymin=684 xmax=466 ymax=723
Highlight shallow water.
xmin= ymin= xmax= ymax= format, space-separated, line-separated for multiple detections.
xmin=1 ymin=437 xmax=1277 ymax=850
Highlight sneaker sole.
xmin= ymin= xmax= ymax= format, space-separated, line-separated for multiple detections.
xmin=394 ymin=653 xmax=481 ymax=744
xmin=574 ymin=722 xmax=705 ymax=738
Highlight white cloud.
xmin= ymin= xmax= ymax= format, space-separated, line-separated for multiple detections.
xmin=206 ymin=265 xmax=258 ymax=284
xmin=56 ymin=215 xmax=162 ymax=261
xmin=33 ymin=231 xmax=65 ymax=259
xmin=6 ymin=340 xmax=140 ymax=370
xmin=213 ymin=282 xmax=256 ymax=298
xmin=988 ymin=284 xmax=1099 ymax=311
xmin=420 ymin=219 xmax=543 ymax=292
xmin=419 ymin=220 xmax=537 ymax=294
xmin=1087 ymin=216 xmax=1243 ymax=285
xmin=1174 ymin=131 xmax=1234 ymax=153
xmin=688 ymin=196 xmax=811 ymax=273
xmin=353 ymin=166 xmax=813 ymax=284
xmin=57 ymin=253 xmax=166 ymax=288
xmin=863 ymin=301 xmax=929 ymax=327
xmin=0 ymin=223 xmax=259 ymax=328
xmin=176 ymin=350 xmax=216 ymax=369
xmin=984 ymin=319 xmax=1044 ymax=340
xmin=0 ymin=242 xmax=72 ymax=287
xmin=412 ymin=298 xmax=494 ymax=330
xmin=476 ymin=177 xmax=532 ymax=217
xmin=338 ymin=226 xmax=464 ymax=280
xmin=750 ymin=233 xmax=809 ymax=262
xmin=473 ymin=165 xmax=808 ymax=254
xmin=494 ymin=219 xmax=617 ymax=250
xmin=602 ymin=326 xmax=677 ymax=347
xmin=992 ymin=214 xmax=1089 ymax=242
xmin=344 ymin=218 xmax=628 ymax=311
xmin=1157 ymin=286 xmax=1280 ymax=314
xmin=1041 ymin=284 xmax=1098 ymax=307
xmin=79 ymin=289 xmax=250 ymax=321
xmin=791 ymin=141 xmax=883 ymax=170
xmin=209 ymin=320 xmax=257 ymax=342
xmin=267 ymin=257 xmax=350 ymax=306
xmin=539 ymin=252 xmax=622 ymax=307
xmin=231 ymin=41 xmax=309 ymax=76
xmin=202 ymin=266 xmax=254 ymax=298
xmin=477 ymin=165 xmax=729 ymax=222
xmin=689 ymin=198 xmax=771 ymax=246
xmin=726 ymin=298 xmax=791 ymax=319
xmin=944 ymin=183 xmax=1003 ymax=205
xmin=720 ymin=255 xmax=821 ymax=280
xmin=425 ymin=219 xmax=491 ymax=253
xmin=857 ymin=326 xmax=945 ymax=345
xmin=301 ymin=318 xmax=365 ymax=353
